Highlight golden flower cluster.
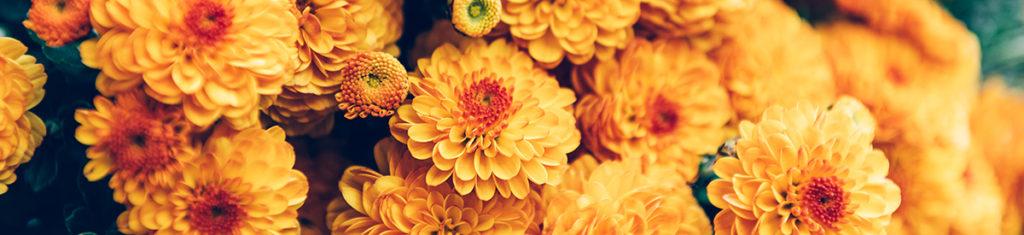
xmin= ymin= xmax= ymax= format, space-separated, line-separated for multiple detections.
xmin=0 ymin=38 xmax=47 ymax=195
xmin=264 ymin=0 xmax=405 ymax=136
xmin=30 ymin=0 xmax=1020 ymax=232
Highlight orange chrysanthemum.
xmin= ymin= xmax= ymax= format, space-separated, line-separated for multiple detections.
xmin=390 ymin=39 xmax=580 ymax=200
xmin=117 ymin=126 xmax=309 ymax=234
xmin=264 ymin=0 xmax=404 ymax=136
xmin=0 ymin=38 xmax=47 ymax=195
xmin=948 ymin=156 xmax=1004 ymax=235
xmin=451 ymin=0 xmax=501 ymax=37
xmin=75 ymin=89 xmax=197 ymax=206
xmin=712 ymin=0 xmax=835 ymax=121
xmin=708 ymin=98 xmax=901 ymax=234
xmin=81 ymin=0 xmax=300 ymax=129
xmin=969 ymin=78 xmax=1024 ymax=234
xmin=822 ymin=0 xmax=978 ymax=147
xmin=327 ymin=138 xmax=541 ymax=234
xmin=502 ymin=0 xmax=641 ymax=68
xmin=542 ymin=154 xmax=712 ymax=234
xmin=23 ymin=0 xmax=92 ymax=47
xmin=335 ymin=52 xmax=409 ymax=119
xmin=637 ymin=0 xmax=750 ymax=51
xmin=572 ymin=39 xmax=732 ymax=183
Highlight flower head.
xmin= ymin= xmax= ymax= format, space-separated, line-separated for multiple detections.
xmin=712 ymin=0 xmax=835 ymax=121
xmin=708 ymin=98 xmax=901 ymax=234
xmin=0 ymin=38 xmax=47 ymax=195
xmin=970 ymin=78 xmax=1024 ymax=234
xmin=75 ymin=89 xmax=197 ymax=205
xmin=264 ymin=0 xmax=404 ymax=136
xmin=81 ymin=0 xmax=300 ymax=129
xmin=451 ymin=0 xmax=501 ymax=37
xmin=336 ymin=52 xmax=409 ymax=119
xmin=542 ymin=154 xmax=712 ymax=234
xmin=117 ymin=126 xmax=309 ymax=234
xmin=23 ymin=0 xmax=92 ymax=47
xmin=502 ymin=0 xmax=641 ymax=67
xmin=390 ymin=39 xmax=580 ymax=200
xmin=573 ymin=39 xmax=732 ymax=182
xmin=328 ymin=138 xmax=541 ymax=234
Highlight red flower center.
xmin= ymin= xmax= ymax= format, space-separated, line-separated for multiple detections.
xmin=459 ymin=75 xmax=514 ymax=136
xmin=800 ymin=176 xmax=849 ymax=228
xmin=104 ymin=94 xmax=182 ymax=177
xmin=184 ymin=0 xmax=232 ymax=45
xmin=188 ymin=185 xmax=245 ymax=234
xmin=647 ymin=95 xmax=681 ymax=135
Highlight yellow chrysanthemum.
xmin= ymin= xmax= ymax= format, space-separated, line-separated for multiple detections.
xmin=708 ymin=98 xmax=901 ymax=234
xmin=335 ymin=52 xmax=409 ymax=119
xmin=451 ymin=0 xmax=501 ymax=37
xmin=878 ymin=143 xmax=966 ymax=235
xmin=572 ymin=39 xmax=732 ymax=183
xmin=327 ymin=138 xmax=541 ymax=234
xmin=390 ymin=39 xmax=580 ymax=200
xmin=117 ymin=126 xmax=309 ymax=234
xmin=969 ymin=78 xmax=1024 ymax=235
xmin=23 ymin=0 xmax=92 ymax=47
xmin=81 ymin=0 xmax=300 ymax=129
xmin=821 ymin=0 xmax=978 ymax=147
xmin=543 ymin=154 xmax=712 ymax=234
xmin=637 ymin=0 xmax=750 ymax=51
xmin=75 ymin=89 xmax=197 ymax=206
xmin=502 ymin=0 xmax=641 ymax=68
xmin=264 ymin=0 xmax=404 ymax=136
xmin=0 ymin=38 xmax=47 ymax=195
xmin=712 ymin=0 xmax=835 ymax=121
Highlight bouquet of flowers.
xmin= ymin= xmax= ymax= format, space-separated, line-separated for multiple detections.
xmin=0 ymin=0 xmax=1022 ymax=234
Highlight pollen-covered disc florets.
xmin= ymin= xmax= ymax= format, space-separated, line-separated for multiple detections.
xmin=451 ymin=0 xmax=501 ymax=37
xmin=335 ymin=52 xmax=409 ymax=119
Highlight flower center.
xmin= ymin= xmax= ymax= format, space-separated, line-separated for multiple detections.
xmin=184 ymin=0 xmax=232 ymax=45
xmin=799 ymin=176 xmax=849 ymax=228
xmin=106 ymin=110 xmax=179 ymax=176
xmin=458 ymin=75 xmax=513 ymax=136
xmin=188 ymin=185 xmax=244 ymax=234
xmin=647 ymin=95 xmax=681 ymax=135
xmin=467 ymin=0 xmax=486 ymax=19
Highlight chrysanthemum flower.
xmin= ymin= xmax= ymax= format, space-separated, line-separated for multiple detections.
xmin=948 ymin=156 xmax=1004 ymax=235
xmin=502 ymin=0 xmax=641 ymax=68
xmin=335 ymin=52 xmax=409 ymax=119
xmin=75 ymin=89 xmax=197 ymax=206
xmin=572 ymin=39 xmax=732 ymax=182
xmin=708 ymin=98 xmax=901 ymax=234
xmin=264 ymin=0 xmax=404 ymax=136
xmin=971 ymin=78 xmax=1024 ymax=234
xmin=711 ymin=0 xmax=835 ymax=121
xmin=22 ymin=0 xmax=92 ymax=47
xmin=117 ymin=126 xmax=308 ymax=234
xmin=451 ymin=0 xmax=501 ymax=37
xmin=637 ymin=0 xmax=750 ymax=51
xmin=80 ymin=0 xmax=300 ymax=129
xmin=822 ymin=0 xmax=979 ymax=147
xmin=389 ymin=39 xmax=579 ymax=200
xmin=543 ymin=154 xmax=711 ymax=234
xmin=327 ymin=138 xmax=541 ymax=234
xmin=879 ymin=143 xmax=966 ymax=235
xmin=0 ymin=38 xmax=47 ymax=195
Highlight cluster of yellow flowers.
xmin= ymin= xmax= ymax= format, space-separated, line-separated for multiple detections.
xmin=5 ymin=0 xmax=1013 ymax=232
